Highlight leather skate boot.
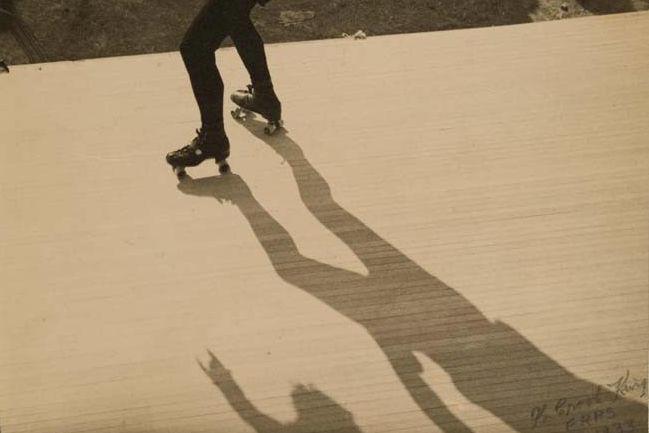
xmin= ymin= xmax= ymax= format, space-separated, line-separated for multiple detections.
xmin=166 ymin=126 xmax=231 ymax=178
xmin=231 ymin=81 xmax=283 ymax=135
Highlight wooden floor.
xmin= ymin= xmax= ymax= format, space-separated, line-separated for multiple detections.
xmin=1 ymin=11 xmax=648 ymax=433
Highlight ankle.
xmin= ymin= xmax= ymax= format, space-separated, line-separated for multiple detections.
xmin=252 ymin=80 xmax=275 ymax=93
xmin=201 ymin=122 xmax=225 ymax=135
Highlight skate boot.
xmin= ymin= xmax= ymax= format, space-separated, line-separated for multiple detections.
xmin=166 ymin=127 xmax=230 ymax=179
xmin=230 ymin=82 xmax=283 ymax=135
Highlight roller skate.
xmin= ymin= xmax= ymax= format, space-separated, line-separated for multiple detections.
xmin=230 ymin=82 xmax=283 ymax=135
xmin=166 ymin=127 xmax=231 ymax=179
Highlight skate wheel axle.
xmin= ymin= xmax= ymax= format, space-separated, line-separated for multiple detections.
xmin=217 ymin=159 xmax=231 ymax=175
xmin=173 ymin=166 xmax=186 ymax=179
xmin=264 ymin=119 xmax=284 ymax=136
xmin=231 ymin=107 xmax=250 ymax=121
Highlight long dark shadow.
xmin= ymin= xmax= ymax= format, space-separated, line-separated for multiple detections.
xmin=198 ymin=350 xmax=364 ymax=433
xmin=180 ymin=120 xmax=648 ymax=433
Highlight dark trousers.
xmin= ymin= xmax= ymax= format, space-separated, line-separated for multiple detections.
xmin=180 ymin=0 xmax=272 ymax=131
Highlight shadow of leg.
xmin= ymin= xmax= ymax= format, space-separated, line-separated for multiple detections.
xmin=388 ymin=351 xmax=475 ymax=433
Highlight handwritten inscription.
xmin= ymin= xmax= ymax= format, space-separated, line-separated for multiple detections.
xmin=530 ymin=377 xmax=646 ymax=433
xmin=607 ymin=371 xmax=647 ymax=399
xmin=531 ymin=385 xmax=618 ymax=430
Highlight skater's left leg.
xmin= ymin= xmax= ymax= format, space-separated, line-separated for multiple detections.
xmin=229 ymin=0 xmax=273 ymax=88
xmin=229 ymin=0 xmax=281 ymax=127
xmin=179 ymin=0 xmax=231 ymax=132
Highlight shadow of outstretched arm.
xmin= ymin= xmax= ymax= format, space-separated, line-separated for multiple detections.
xmin=198 ymin=350 xmax=367 ymax=433
xmin=198 ymin=350 xmax=283 ymax=432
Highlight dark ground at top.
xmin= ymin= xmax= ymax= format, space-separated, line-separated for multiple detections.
xmin=0 ymin=0 xmax=647 ymax=65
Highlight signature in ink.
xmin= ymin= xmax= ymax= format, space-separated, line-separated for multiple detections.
xmin=531 ymin=404 xmax=551 ymax=428
xmin=607 ymin=371 xmax=647 ymax=399
xmin=531 ymin=385 xmax=619 ymax=430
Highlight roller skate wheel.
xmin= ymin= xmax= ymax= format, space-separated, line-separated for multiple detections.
xmin=217 ymin=160 xmax=231 ymax=175
xmin=173 ymin=166 xmax=186 ymax=179
xmin=264 ymin=120 xmax=283 ymax=135
xmin=231 ymin=107 xmax=248 ymax=120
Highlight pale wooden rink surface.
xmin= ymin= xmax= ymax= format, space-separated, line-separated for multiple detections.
xmin=1 ymin=11 xmax=648 ymax=433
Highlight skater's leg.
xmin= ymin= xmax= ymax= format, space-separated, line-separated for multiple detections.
xmin=180 ymin=0 xmax=230 ymax=131
xmin=228 ymin=0 xmax=281 ymax=129
xmin=167 ymin=0 xmax=233 ymax=176
xmin=229 ymin=1 xmax=273 ymax=87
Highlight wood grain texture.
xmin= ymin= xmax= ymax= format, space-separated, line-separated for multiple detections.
xmin=1 ymin=11 xmax=648 ymax=433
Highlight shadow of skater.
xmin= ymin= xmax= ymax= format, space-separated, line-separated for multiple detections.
xmin=179 ymin=121 xmax=648 ymax=433
xmin=198 ymin=350 xmax=364 ymax=433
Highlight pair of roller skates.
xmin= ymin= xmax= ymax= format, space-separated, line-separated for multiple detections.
xmin=166 ymin=84 xmax=283 ymax=179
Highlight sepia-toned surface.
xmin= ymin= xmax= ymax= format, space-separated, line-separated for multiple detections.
xmin=1 ymin=11 xmax=648 ymax=433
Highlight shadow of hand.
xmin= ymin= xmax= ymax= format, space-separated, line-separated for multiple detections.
xmin=197 ymin=349 xmax=234 ymax=387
